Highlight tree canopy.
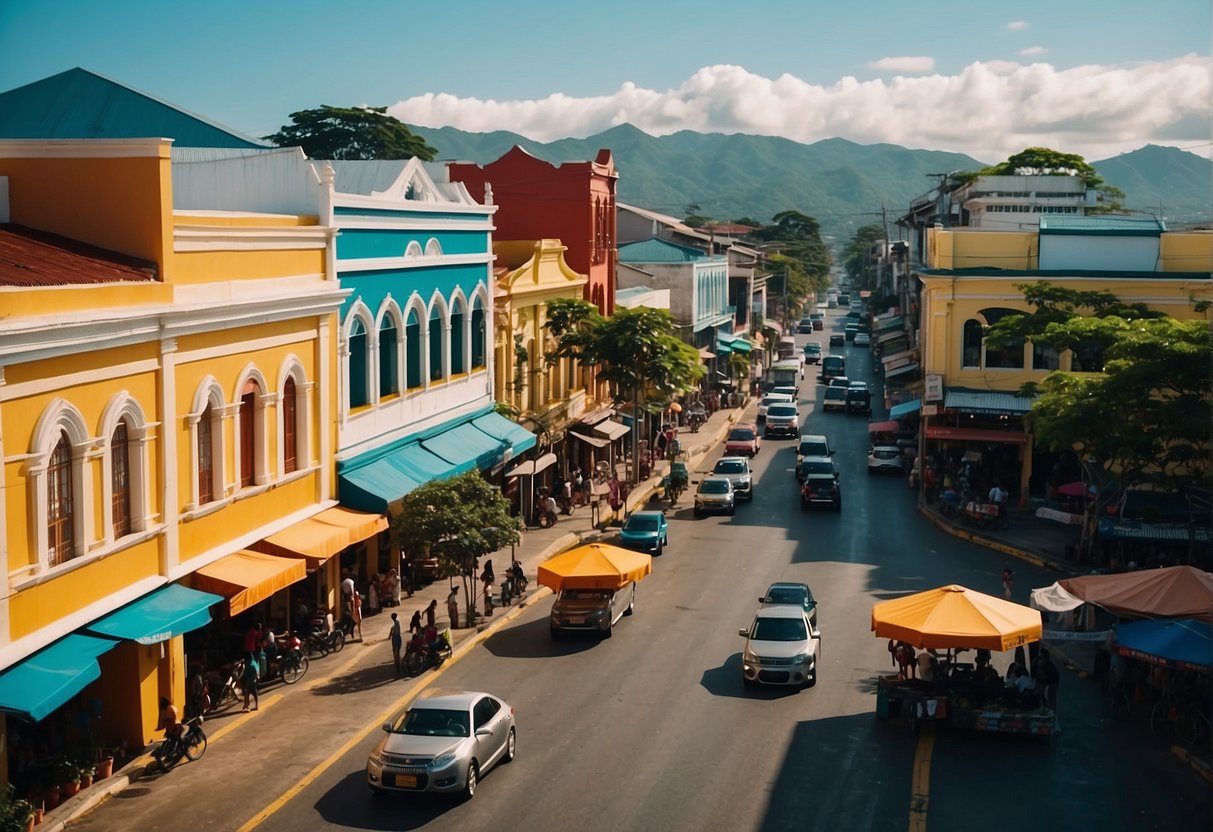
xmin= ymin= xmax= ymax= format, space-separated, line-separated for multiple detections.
xmin=987 ymin=283 xmax=1212 ymax=554
xmin=390 ymin=471 xmax=520 ymax=627
xmin=264 ymin=105 xmax=438 ymax=161
xmin=750 ymin=210 xmax=832 ymax=315
xmin=973 ymin=147 xmax=1124 ymax=212
xmin=841 ymin=224 xmax=886 ymax=288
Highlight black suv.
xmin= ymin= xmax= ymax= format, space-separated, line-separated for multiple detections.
xmin=801 ymin=472 xmax=842 ymax=511
xmin=845 ymin=387 xmax=871 ymax=415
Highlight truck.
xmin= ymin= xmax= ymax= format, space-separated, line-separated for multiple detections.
xmin=768 ymin=358 xmax=801 ymax=392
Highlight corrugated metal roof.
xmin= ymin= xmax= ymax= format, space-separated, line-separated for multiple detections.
xmin=0 ymin=225 xmax=157 ymax=286
xmin=0 ymin=67 xmax=271 ymax=148
xmin=944 ymin=388 xmax=1034 ymax=414
xmin=618 ymin=237 xmax=709 ymax=263
xmin=1039 ymin=215 xmax=1165 ymax=235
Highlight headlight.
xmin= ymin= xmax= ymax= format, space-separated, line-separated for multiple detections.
xmin=794 ymin=652 xmax=813 ymax=664
xmin=429 ymin=752 xmax=456 ymax=769
xmin=368 ymin=751 xmax=384 ymax=766
xmin=743 ymin=650 xmax=757 ymax=663
xmin=739 ymin=477 xmax=750 ymax=485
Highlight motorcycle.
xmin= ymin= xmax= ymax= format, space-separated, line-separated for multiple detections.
xmin=686 ymin=408 xmax=706 ymax=433
xmin=403 ymin=633 xmax=453 ymax=676
xmin=265 ymin=637 xmax=309 ymax=684
xmin=500 ymin=571 xmax=529 ymax=606
xmin=529 ymin=505 xmax=558 ymax=528
xmin=153 ymin=716 xmax=207 ymax=772
xmin=305 ymin=623 xmax=345 ymax=657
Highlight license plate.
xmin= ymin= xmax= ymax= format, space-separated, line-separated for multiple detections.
xmin=389 ymin=773 xmax=417 ymax=788
xmin=568 ymin=616 xmax=585 ymax=624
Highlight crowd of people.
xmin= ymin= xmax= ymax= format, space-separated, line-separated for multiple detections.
xmin=888 ymin=641 xmax=1061 ymax=712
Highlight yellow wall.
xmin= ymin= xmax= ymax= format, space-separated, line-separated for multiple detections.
xmin=1160 ymin=231 xmax=1213 ymax=272
xmin=927 ymin=228 xmax=1037 ymax=270
xmin=0 ymin=283 xmax=174 ymax=317
xmin=173 ymin=247 xmax=326 ymax=283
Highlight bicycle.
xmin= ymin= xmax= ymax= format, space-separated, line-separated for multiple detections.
xmin=207 ymin=661 xmax=244 ymax=712
xmin=1175 ymin=699 xmax=1211 ymax=746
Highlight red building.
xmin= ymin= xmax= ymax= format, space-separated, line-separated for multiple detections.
xmin=447 ymin=146 xmax=618 ymax=315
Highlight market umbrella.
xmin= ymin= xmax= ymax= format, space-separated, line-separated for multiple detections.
xmin=537 ymin=543 xmax=653 ymax=592
xmin=872 ymin=584 xmax=1043 ymax=651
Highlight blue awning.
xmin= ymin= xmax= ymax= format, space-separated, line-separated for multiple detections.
xmin=422 ymin=422 xmax=506 ymax=471
xmin=85 ymin=584 xmax=222 ymax=645
xmin=714 ymin=340 xmax=734 ymax=354
xmin=338 ymin=447 xmax=443 ymax=514
xmin=890 ymin=399 xmax=922 ymax=419
xmin=0 ymin=634 xmax=119 ymax=722
xmin=471 ymin=411 xmax=537 ymax=456
xmin=1115 ymin=618 xmax=1212 ymax=671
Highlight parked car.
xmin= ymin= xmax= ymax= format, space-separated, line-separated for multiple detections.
xmin=853 ymin=332 xmax=871 ymax=347
xmin=619 ymin=510 xmax=669 ymax=555
xmin=844 ymin=322 xmax=859 ymax=342
xmin=801 ymin=471 xmax=842 ymax=511
xmin=829 ymin=333 xmax=845 ymax=347
xmin=759 ymin=581 xmax=818 ymax=629
xmin=694 ymin=474 xmax=736 ymax=516
xmin=758 ymin=394 xmax=792 ymax=421
xmin=845 ymin=387 xmax=871 ymax=415
xmin=764 ymin=403 xmax=800 ymax=438
xmin=550 ymin=583 xmax=636 ymax=639
xmin=820 ymin=355 xmax=846 ymax=383
xmin=725 ymin=424 xmax=761 ymax=456
xmin=812 ymin=318 xmax=824 ymax=331
xmin=797 ymin=317 xmax=814 ymax=334
xmin=796 ymin=434 xmax=833 ymax=462
xmin=802 ymin=342 xmax=822 ymax=363
xmin=713 ymin=456 xmax=754 ymax=502
xmin=796 ymin=455 xmax=839 ymax=485
xmin=867 ymin=445 xmax=905 ymax=475
xmin=739 ymin=605 xmax=820 ymax=688
xmin=845 ymin=310 xmax=861 ymax=320
xmin=837 ymin=293 xmax=850 ymax=306
xmin=823 ymin=386 xmax=848 ymax=412
xmin=367 ymin=689 xmax=516 ymax=799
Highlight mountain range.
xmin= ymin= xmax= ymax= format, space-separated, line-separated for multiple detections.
xmin=410 ymin=123 xmax=1213 ymax=246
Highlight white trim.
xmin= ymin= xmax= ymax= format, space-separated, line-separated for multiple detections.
xmin=174 ymin=226 xmax=330 ymax=252
xmin=175 ymin=329 xmax=316 ymax=366
xmin=336 ymin=252 xmax=494 ymax=273
xmin=332 ymin=193 xmax=488 ymax=213
xmin=330 ymin=216 xmax=495 ymax=231
xmin=0 ymin=358 xmax=161 ymax=401
xmin=25 ymin=400 xmax=95 ymax=574
xmin=0 ymin=138 xmax=168 ymax=158
xmin=97 ymin=393 xmax=153 ymax=542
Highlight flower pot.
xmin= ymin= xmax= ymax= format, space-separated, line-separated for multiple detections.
xmin=96 ymin=756 xmax=113 ymax=779
xmin=79 ymin=773 xmax=93 ymax=789
xmin=61 ymin=780 xmax=80 ymax=798
xmin=43 ymin=786 xmax=60 ymax=811
xmin=33 ymin=805 xmax=44 ymax=826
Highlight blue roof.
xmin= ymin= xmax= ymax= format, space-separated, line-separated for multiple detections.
xmin=618 ymin=237 xmax=709 ymax=263
xmin=0 ymin=68 xmax=272 ymax=148
xmin=1039 ymin=215 xmax=1165 ymax=236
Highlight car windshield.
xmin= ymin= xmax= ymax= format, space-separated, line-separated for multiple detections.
xmin=767 ymin=587 xmax=813 ymax=605
xmin=751 ymin=617 xmax=808 ymax=641
xmin=728 ymin=428 xmax=755 ymax=441
xmin=715 ymin=460 xmax=748 ymax=474
xmin=800 ymin=442 xmax=827 ymax=455
xmin=625 ymin=515 xmax=659 ymax=531
xmin=397 ymin=707 xmax=470 ymax=737
xmin=800 ymin=460 xmax=832 ymax=475
xmin=699 ymin=479 xmax=730 ymax=494
xmin=768 ymin=405 xmax=797 ymax=417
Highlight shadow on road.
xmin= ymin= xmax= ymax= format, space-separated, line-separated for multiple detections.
xmin=481 ymin=616 xmax=601 ymax=659
xmin=315 ymin=769 xmax=453 ymax=830
xmin=306 ymin=660 xmax=405 ymax=697
xmin=700 ymin=653 xmax=806 ymax=700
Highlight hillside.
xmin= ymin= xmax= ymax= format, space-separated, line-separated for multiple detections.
xmin=411 ymin=124 xmax=1213 ymax=244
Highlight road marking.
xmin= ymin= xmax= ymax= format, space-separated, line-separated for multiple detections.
xmin=234 ymin=600 xmax=536 ymax=832
xmin=908 ymin=722 xmax=935 ymax=832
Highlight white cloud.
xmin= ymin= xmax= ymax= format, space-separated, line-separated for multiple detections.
xmin=1006 ymin=20 xmax=1029 ymax=31
xmin=1019 ymin=46 xmax=1047 ymax=57
xmin=389 ymin=56 xmax=1213 ymax=163
xmin=868 ymin=56 xmax=935 ymax=73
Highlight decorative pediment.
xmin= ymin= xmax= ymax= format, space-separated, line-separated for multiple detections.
xmin=373 ymin=158 xmax=441 ymax=203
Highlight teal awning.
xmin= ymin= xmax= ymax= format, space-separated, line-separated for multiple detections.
xmin=422 ymin=422 xmax=505 ymax=471
xmin=339 ymin=452 xmax=428 ymax=513
xmin=85 ymin=584 xmax=222 ymax=645
xmin=714 ymin=340 xmax=734 ymax=354
xmin=0 ymin=634 xmax=119 ymax=722
xmin=471 ymin=412 xmax=537 ymax=455
xmin=725 ymin=337 xmax=752 ymax=354
xmin=890 ymin=399 xmax=921 ymax=419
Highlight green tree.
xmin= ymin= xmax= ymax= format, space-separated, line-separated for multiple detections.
xmin=390 ymin=471 xmax=520 ymax=628
xmin=841 ymin=224 xmax=886 ymax=287
xmin=264 ymin=105 xmax=438 ymax=161
xmin=544 ymin=299 xmax=704 ymax=481
xmin=753 ymin=210 xmax=832 ymax=315
xmin=987 ymin=283 xmax=1212 ymax=557
xmin=977 ymin=147 xmax=1125 ymax=212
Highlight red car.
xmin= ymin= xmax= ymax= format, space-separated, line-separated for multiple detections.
xmin=724 ymin=423 xmax=761 ymax=457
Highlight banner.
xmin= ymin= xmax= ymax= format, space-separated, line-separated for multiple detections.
xmin=1043 ymin=629 xmax=1111 ymax=641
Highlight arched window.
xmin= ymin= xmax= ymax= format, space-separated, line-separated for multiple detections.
xmin=198 ymin=402 xmax=216 ymax=504
xmin=111 ymin=421 xmax=131 ymax=538
xmin=406 ymin=309 xmax=421 ymax=388
xmin=962 ymin=320 xmax=983 ymax=368
xmin=379 ymin=316 xmax=399 ymax=397
xmin=471 ymin=297 xmax=486 ymax=369
xmin=450 ymin=300 xmax=466 ymax=374
xmin=429 ymin=306 xmax=444 ymax=381
xmin=239 ymin=379 xmax=261 ymax=488
xmin=348 ymin=317 xmax=369 ymax=408
xmin=48 ymin=431 xmax=75 ymax=567
xmin=980 ymin=308 xmax=1025 ymax=369
xmin=283 ymin=376 xmax=298 ymax=474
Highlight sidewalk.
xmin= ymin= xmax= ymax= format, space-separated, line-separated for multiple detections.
xmin=40 ymin=401 xmax=745 ymax=831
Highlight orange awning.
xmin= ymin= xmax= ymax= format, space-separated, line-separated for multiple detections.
xmin=871 ymin=584 xmax=1042 ymax=651
xmin=537 ymin=543 xmax=652 ymax=591
xmin=250 ymin=506 xmax=388 ymax=569
xmin=190 ymin=550 xmax=307 ymax=617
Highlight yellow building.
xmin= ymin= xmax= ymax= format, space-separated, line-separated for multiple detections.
xmin=909 ymin=217 xmax=1212 ymax=503
xmin=0 ymin=138 xmax=357 ymax=783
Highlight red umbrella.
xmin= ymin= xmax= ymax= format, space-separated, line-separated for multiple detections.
xmin=1056 ymin=481 xmax=1094 ymax=498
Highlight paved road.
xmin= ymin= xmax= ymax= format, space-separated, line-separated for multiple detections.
xmin=66 ymin=306 xmax=1209 ymax=831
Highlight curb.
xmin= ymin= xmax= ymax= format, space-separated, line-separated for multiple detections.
xmin=917 ymin=506 xmax=1065 ymax=573
xmin=1171 ymin=745 xmax=1213 ymax=786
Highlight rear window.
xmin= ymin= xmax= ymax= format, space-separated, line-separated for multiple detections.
xmin=873 ymin=448 xmax=900 ymax=460
xmin=799 ymin=459 xmax=833 ymax=475
xmin=767 ymin=405 xmax=798 ymax=417
xmin=728 ymin=428 xmax=755 ymax=441
xmin=825 ymin=388 xmax=846 ymax=400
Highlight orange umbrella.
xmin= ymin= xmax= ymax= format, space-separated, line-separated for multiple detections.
xmin=537 ymin=543 xmax=653 ymax=592
xmin=871 ymin=584 xmax=1042 ymax=651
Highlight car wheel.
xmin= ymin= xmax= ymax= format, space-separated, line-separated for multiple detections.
xmin=624 ymin=590 xmax=635 ymax=616
xmin=867 ymin=467 xmax=874 ymax=475
xmin=800 ymin=499 xmax=808 ymax=511
xmin=835 ymin=500 xmax=842 ymax=512
xmin=503 ymin=727 xmax=516 ymax=763
xmin=654 ymin=541 xmax=663 ymax=557
xmin=693 ymin=508 xmax=702 ymax=518
xmin=463 ymin=761 xmax=478 ymax=800
xmin=807 ymin=667 xmax=818 ymax=688
xmin=743 ymin=675 xmax=757 ymax=689
xmin=601 ymin=621 xmax=613 ymax=638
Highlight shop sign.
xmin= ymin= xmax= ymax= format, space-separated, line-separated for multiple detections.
xmin=924 ymin=374 xmax=943 ymax=401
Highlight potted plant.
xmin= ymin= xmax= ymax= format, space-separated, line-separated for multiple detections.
xmin=76 ymin=756 xmax=96 ymax=789
xmin=54 ymin=757 xmax=81 ymax=798
xmin=94 ymin=745 xmax=114 ymax=780
xmin=0 ymin=784 xmax=35 ymax=832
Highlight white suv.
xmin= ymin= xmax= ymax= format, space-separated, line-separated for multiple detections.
xmin=739 ymin=605 xmax=820 ymax=688
xmin=764 ymin=403 xmax=800 ymax=438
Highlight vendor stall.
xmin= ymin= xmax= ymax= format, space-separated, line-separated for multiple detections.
xmin=872 ymin=584 xmax=1056 ymax=735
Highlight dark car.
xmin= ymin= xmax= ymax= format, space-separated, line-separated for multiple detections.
xmin=801 ymin=472 xmax=842 ymax=511
xmin=759 ymin=581 xmax=818 ymax=629
xmin=845 ymin=387 xmax=871 ymax=415
xmin=823 ymin=386 xmax=848 ymax=412
xmin=796 ymin=455 xmax=839 ymax=484
xmin=619 ymin=510 xmax=669 ymax=555
xmin=797 ymin=318 xmax=814 ymax=334
xmin=844 ymin=322 xmax=859 ymax=342
xmin=802 ymin=341 xmax=822 ymax=363
xmin=829 ymin=333 xmax=845 ymax=347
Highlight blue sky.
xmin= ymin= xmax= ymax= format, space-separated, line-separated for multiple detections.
xmin=1 ymin=0 xmax=1208 ymax=162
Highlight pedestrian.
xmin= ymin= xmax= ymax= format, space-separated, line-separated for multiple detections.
xmin=1036 ymin=649 xmax=1060 ymax=710
xmin=351 ymin=590 xmax=363 ymax=641
xmin=655 ymin=430 xmax=667 ymax=460
xmin=340 ymin=568 xmax=355 ymax=618
xmin=388 ymin=613 xmax=402 ymax=674
xmin=1002 ymin=567 xmax=1014 ymax=600
xmin=447 ymin=586 xmax=459 ymax=628
xmin=408 ymin=609 xmax=422 ymax=636
xmin=481 ymin=559 xmax=495 ymax=589
xmin=240 ymin=651 xmax=260 ymax=712
xmin=425 ymin=599 xmax=438 ymax=630
xmin=368 ymin=574 xmax=380 ymax=615
xmin=483 ymin=581 xmax=494 ymax=617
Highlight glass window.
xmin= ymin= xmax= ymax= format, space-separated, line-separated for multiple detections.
xmin=379 ymin=317 xmax=398 ymax=397
xmin=348 ymin=318 xmax=369 ymax=408
xmin=429 ymin=308 xmax=443 ymax=382
xmin=198 ymin=403 xmax=215 ymax=504
xmin=283 ymin=377 xmax=298 ymax=474
xmin=48 ymin=431 xmax=74 ymax=566
xmin=450 ymin=302 xmax=465 ymax=375
xmin=1032 ymin=341 xmax=1060 ymax=371
xmin=239 ymin=380 xmax=259 ymax=488
xmin=471 ymin=298 xmax=486 ymax=369
xmin=962 ymin=319 xmax=983 ymax=368
xmin=406 ymin=310 xmax=421 ymax=388
xmin=1071 ymin=340 xmax=1104 ymax=372
xmin=111 ymin=421 xmax=131 ymax=538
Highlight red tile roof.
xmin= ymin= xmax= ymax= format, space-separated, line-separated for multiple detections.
xmin=0 ymin=225 xmax=157 ymax=287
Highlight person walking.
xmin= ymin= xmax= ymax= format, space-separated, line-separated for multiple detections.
xmin=408 ymin=609 xmax=422 ymax=637
xmin=447 ymin=586 xmax=459 ymax=629
xmin=425 ymin=599 xmax=438 ymax=630
xmin=240 ymin=651 xmax=260 ymax=712
xmin=351 ymin=589 xmax=363 ymax=641
xmin=368 ymin=575 xmax=380 ymax=615
xmin=388 ymin=612 xmax=403 ymax=674
xmin=1002 ymin=567 xmax=1014 ymax=600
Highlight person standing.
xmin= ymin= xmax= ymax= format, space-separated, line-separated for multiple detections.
xmin=368 ymin=575 xmax=380 ymax=615
xmin=1002 ymin=567 xmax=1014 ymax=600
xmin=351 ymin=590 xmax=363 ymax=642
xmin=425 ymin=599 xmax=438 ymax=630
xmin=1036 ymin=649 xmax=1060 ymax=710
xmin=408 ymin=609 xmax=422 ymax=637
xmin=447 ymin=586 xmax=459 ymax=629
xmin=388 ymin=613 xmax=403 ymax=674
xmin=340 ymin=569 xmax=355 ymax=618
xmin=240 ymin=652 xmax=260 ymax=712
